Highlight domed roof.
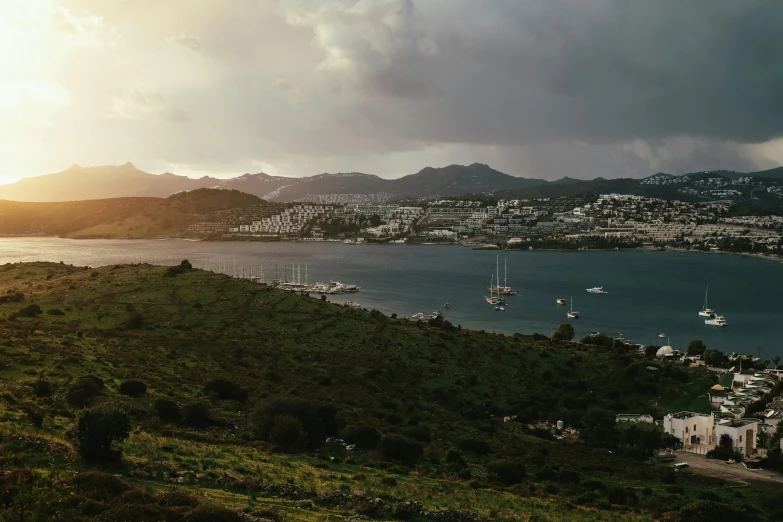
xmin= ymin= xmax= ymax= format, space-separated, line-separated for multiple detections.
xmin=656 ymin=346 xmax=674 ymax=358
xmin=711 ymin=384 xmax=725 ymax=391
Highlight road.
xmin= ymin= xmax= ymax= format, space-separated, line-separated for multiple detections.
xmin=673 ymin=451 xmax=783 ymax=485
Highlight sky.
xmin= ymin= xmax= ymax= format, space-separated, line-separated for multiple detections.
xmin=1 ymin=0 xmax=783 ymax=183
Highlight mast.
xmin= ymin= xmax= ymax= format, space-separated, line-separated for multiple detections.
xmin=504 ymin=258 xmax=508 ymax=289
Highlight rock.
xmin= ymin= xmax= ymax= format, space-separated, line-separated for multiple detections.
xmin=196 ymin=473 xmax=207 ymax=480
xmin=292 ymin=500 xmax=316 ymax=510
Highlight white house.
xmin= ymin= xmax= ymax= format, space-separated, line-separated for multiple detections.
xmin=715 ymin=418 xmax=758 ymax=457
xmin=663 ymin=412 xmax=714 ymax=446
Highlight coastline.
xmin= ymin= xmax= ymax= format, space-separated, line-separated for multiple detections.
xmin=0 ymin=234 xmax=780 ymax=264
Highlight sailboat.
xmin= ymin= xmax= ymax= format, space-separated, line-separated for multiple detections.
xmin=566 ymin=297 xmax=580 ymax=319
xmin=491 ymin=257 xmax=516 ymax=295
xmin=485 ymin=273 xmax=501 ymax=305
xmin=699 ymin=286 xmax=716 ymax=317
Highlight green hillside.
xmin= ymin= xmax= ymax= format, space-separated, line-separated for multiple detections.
xmin=0 ymin=262 xmax=777 ymax=521
xmin=0 ymin=189 xmax=261 ymax=239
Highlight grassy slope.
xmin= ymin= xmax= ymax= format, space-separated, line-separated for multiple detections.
xmin=0 ymin=262 xmax=777 ymax=520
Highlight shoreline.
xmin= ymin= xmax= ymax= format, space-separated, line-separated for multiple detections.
xmin=0 ymin=234 xmax=780 ymax=264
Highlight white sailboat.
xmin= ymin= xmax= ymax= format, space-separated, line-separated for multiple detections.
xmin=699 ymin=286 xmax=716 ymax=317
xmin=566 ymin=297 xmax=580 ymax=319
xmin=491 ymin=257 xmax=516 ymax=296
xmin=485 ymin=273 xmax=501 ymax=305
xmin=705 ymin=315 xmax=727 ymax=327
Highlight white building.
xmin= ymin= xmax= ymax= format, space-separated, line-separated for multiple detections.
xmin=715 ymin=418 xmax=758 ymax=457
xmin=663 ymin=412 xmax=714 ymax=446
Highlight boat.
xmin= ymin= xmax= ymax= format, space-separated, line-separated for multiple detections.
xmin=494 ymin=305 xmax=505 ymax=312
xmin=444 ymin=303 xmax=452 ymax=309
xmin=590 ymin=331 xmax=601 ymax=337
xmin=410 ymin=313 xmax=425 ymax=320
xmin=429 ymin=311 xmax=443 ymax=320
xmin=485 ymin=273 xmax=502 ymax=305
xmin=705 ymin=315 xmax=727 ymax=327
xmin=343 ymin=301 xmax=361 ymax=308
xmin=566 ymin=297 xmax=580 ymax=319
xmin=699 ymin=286 xmax=716 ymax=317
xmin=556 ymin=298 xmax=567 ymax=305
xmin=343 ymin=239 xmax=356 ymax=245
xmin=490 ymin=257 xmax=516 ymax=295
xmin=658 ymin=333 xmax=666 ymax=338
xmin=586 ymin=286 xmax=605 ymax=294
xmin=422 ymin=242 xmax=436 ymax=245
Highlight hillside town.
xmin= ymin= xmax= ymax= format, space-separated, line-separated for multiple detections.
xmin=187 ymin=194 xmax=783 ymax=256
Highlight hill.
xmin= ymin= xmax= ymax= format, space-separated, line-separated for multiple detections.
xmin=0 ymin=262 xmax=778 ymax=521
xmin=0 ymin=189 xmax=262 ymax=238
xmin=0 ymin=163 xmax=548 ymax=203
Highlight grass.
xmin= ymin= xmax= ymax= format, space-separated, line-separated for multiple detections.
xmin=0 ymin=261 xmax=778 ymax=521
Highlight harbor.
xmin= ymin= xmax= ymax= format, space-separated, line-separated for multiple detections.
xmin=0 ymin=237 xmax=780 ymax=356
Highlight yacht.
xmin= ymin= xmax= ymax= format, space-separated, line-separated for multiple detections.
xmin=705 ymin=315 xmax=727 ymax=327
xmin=490 ymin=257 xmax=516 ymax=295
xmin=658 ymin=333 xmax=666 ymax=338
xmin=556 ymin=298 xmax=567 ymax=305
xmin=429 ymin=311 xmax=443 ymax=320
xmin=589 ymin=331 xmax=601 ymax=337
xmin=699 ymin=286 xmax=716 ymax=317
xmin=444 ymin=303 xmax=453 ymax=309
xmin=586 ymin=286 xmax=605 ymax=294
xmin=410 ymin=313 xmax=425 ymax=321
xmin=566 ymin=297 xmax=580 ymax=319
xmin=485 ymin=273 xmax=503 ymax=305
xmin=494 ymin=305 xmax=505 ymax=312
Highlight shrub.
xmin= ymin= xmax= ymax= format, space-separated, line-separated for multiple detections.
xmin=403 ymin=426 xmax=431 ymax=442
xmin=183 ymin=402 xmax=212 ymax=428
xmin=22 ymin=402 xmax=44 ymax=428
xmin=380 ymin=476 xmax=397 ymax=486
xmin=269 ymin=414 xmax=307 ymax=450
xmin=155 ymin=399 xmax=181 ymax=422
xmin=487 ymin=459 xmax=526 ymax=485
xmin=445 ymin=450 xmax=467 ymax=468
xmin=678 ymin=500 xmax=745 ymax=522
xmin=46 ymin=308 xmax=65 ymax=316
xmin=204 ymin=378 xmax=248 ymax=402
xmin=32 ymin=379 xmax=53 ymax=397
xmin=606 ymin=486 xmax=637 ymax=506
xmin=552 ymin=323 xmax=575 ymax=341
xmin=16 ymin=304 xmax=43 ymax=317
xmin=344 ymin=426 xmax=381 ymax=449
xmin=71 ymin=470 xmax=132 ymax=501
xmin=76 ymin=407 xmax=131 ymax=463
xmin=119 ymin=379 xmax=147 ymax=397
xmin=67 ymin=376 xmax=105 ymax=407
xmin=458 ymin=438 xmax=491 ymax=455
xmin=378 ymin=436 xmax=423 ymax=465
xmin=253 ymin=399 xmax=338 ymax=450
xmin=126 ymin=314 xmax=143 ymax=329
xmin=0 ymin=292 xmax=24 ymax=304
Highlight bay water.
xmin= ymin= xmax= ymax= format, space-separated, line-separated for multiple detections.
xmin=1 ymin=238 xmax=781 ymax=358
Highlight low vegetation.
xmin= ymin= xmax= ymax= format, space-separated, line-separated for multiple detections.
xmin=0 ymin=261 xmax=779 ymax=521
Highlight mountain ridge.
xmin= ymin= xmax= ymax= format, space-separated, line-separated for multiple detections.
xmin=1 ymin=162 xmax=781 ymax=203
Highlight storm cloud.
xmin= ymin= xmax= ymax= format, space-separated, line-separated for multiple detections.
xmin=1 ymin=0 xmax=782 ymax=181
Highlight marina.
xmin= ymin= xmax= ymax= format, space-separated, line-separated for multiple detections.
xmin=0 ymin=238 xmax=780 ymax=355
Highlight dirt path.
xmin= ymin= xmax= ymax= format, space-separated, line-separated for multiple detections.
xmin=673 ymin=451 xmax=783 ymax=485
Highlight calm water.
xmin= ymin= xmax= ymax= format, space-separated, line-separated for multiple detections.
xmin=1 ymin=238 xmax=781 ymax=357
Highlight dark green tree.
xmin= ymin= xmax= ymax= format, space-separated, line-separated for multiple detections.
xmin=76 ymin=408 xmax=131 ymax=463
xmin=687 ymin=340 xmax=707 ymax=356
xmin=553 ymin=323 xmax=575 ymax=341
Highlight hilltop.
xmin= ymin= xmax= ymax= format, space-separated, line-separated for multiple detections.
xmin=0 ymin=262 xmax=778 ymax=521
xmin=0 ymin=188 xmax=265 ymax=239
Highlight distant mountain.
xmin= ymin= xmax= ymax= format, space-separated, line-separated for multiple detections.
xmin=0 ymin=163 xmax=547 ymax=203
xmin=0 ymin=163 xmax=222 ymax=202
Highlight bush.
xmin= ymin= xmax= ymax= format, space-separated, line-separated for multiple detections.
xmin=253 ymin=399 xmax=338 ymax=450
xmin=204 ymin=379 xmax=248 ymax=402
xmin=403 ymin=426 xmax=431 ymax=442
xmin=76 ymin=407 xmax=131 ymax=463
xmin=343 ymin=426 xmax=381 ymax=449
xmin=552 ymin=323 xmax=575 ymax=341
xmin=183 ymin=402 xmax=212 ymax=428
xmin=126 ymin=314 xmax=143 ymax=329
xmin=16 ymin=304 xmax=43 ymax=317
xmin=487 ymin=459 xmax=526 ymax=485
xmin=22 ymin=402 xmax=44 ymax=428
xmin=71 ymin=470 xmax=132 ymax=501
xmin=380 ymin=476 xmax=398 ymax=486
xmin=269 ymin=414 xmax=307 ymax=450
xmin=119 ymin=379 xmax=147 ymax=397
xmin=32 ymin=379 xmax=53 ymax=397
xmin=0 ymin=292 xmax=24 ymax=304
xmin=458 ymin=438 xmax=491 ymax=455
xmin=46 ymin=308 xmax=65 ymax=315
xmin=155 ymin=399 xmax=181 ymax=422
xmin=378 ymin=436 xmax=423 ymax=465
xmin=67 ymin=376 xmax=105 ymax=407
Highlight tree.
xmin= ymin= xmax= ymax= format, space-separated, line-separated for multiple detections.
xmin=773 ymin=355 xmax=781 ymax=369
xmin=687 ymin=340 xmax=707 ymax=357
xmin=581 ymin=408 xmax=618 ymax=449
xmin=76 ymin=408 xmax=131 ymax=463
xmin=552 ymin=323 xmax=575 ymax=341
xmin=719 ymin=433 xmax=733 ymax=449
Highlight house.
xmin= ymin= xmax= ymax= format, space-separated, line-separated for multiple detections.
xmin=708 ymin=384 xmax=730 ymax=407
xmin=715 ymin=418 xmax=759 ymax=457
xmin=663 ymin=412 xmax=714 ymax=446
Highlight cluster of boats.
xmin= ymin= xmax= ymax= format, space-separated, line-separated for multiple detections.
xmin=485 ymin=257 xmax=515 ymax=311
xmin=699 ymin=286 xmax=727 ymax=327
xmin=268 ymin=264 xmax=360 ymax=295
